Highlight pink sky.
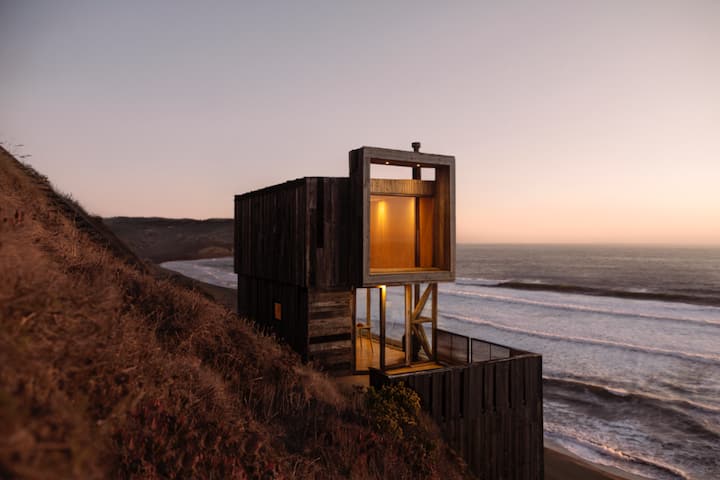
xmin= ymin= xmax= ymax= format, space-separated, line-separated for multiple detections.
xmin=2 ymin=1 xmax=719 ymax=244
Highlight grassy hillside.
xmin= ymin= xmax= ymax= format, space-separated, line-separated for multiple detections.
xmin=103 ymin=217 xmax=233 ymax=263
xmin=0 ymin=147 xmax=468 ymax=479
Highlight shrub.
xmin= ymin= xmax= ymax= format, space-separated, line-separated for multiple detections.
xmin=365 ymin=383 xmax=421 ymax=440
xmin=365 ymin=383 xmax=441 ymax=478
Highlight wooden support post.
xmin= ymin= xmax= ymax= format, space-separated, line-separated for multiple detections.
xmin=405 ymin=284 xmax=412 ymax=366
xmin=413 ymin=166 xmax=421 ymax=267
xmin=432 ymin=283 xmax=438 ymax=361
xmin=351 ymin=288 xmax=356 ymax=370
xmin=406 ymin=283 xmax=433 ymax=360
xmin=379 ymin=285 xmax=386 ymax=370
xmin=366 ymin=287 xmax=372 ymax=329
xmin=411 ymin=285 xmax=433 ymax=320
xmin=366 ymin=288 xmax=373 ymax=352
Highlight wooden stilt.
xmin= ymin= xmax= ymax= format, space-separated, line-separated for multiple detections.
xmin=366 ymin=288 xmax=373 ymax=352
xmin=405 ymin=285 xmax=412 ymax=365
xmin=432 ymin=283 xmax=438 ymax=361
xmin=379 ymin=286 xmax=386 ymax=370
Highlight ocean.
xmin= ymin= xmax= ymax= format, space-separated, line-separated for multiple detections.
xmin=162 ymin=244 xmax=720 ymax=480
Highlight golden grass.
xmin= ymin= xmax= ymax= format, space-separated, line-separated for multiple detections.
xmin=0 ymin=148 xmax=468 ymax=479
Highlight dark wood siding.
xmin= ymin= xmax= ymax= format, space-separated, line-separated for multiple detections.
xmin=308 ymin=177 xmax=352 ymax=289
xmin=237 ymin=275 xmax=309 ymax=359
xmin=235 ymin=177 xmax=353 ymax=371
xmin=235 ymin=179 xmax=308 ymax=287
xmin=348 ymin=149 xmax=364 ymax=287
xmin=235 ymin=177 xmax=351 ymax=290
xmin=370 ymin=355 xmax=544 ymax=480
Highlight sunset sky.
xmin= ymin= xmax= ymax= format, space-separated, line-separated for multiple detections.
xmin=2 ymin=1 xmax=719 ymax=244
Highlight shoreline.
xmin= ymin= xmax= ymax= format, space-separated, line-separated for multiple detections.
xmin=544 ymin=440 xmax=650 ymax=480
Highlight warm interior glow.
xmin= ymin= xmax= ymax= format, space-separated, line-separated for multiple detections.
xmin=418 ymin=197 xmax=434 ymax=267
xmin=370 ymin=195 xmax=416 ymax=269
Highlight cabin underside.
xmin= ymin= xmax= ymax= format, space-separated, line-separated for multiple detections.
xmin=236 ymin=276 xmax=446 ymax=375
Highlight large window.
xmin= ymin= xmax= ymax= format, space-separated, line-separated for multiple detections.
xmin=370 ymin=196 xmax=415 ymax=269
xmin=369 ymin=194 xmax=436 ymax=271
xmin=350 ymin=146 xmax=455 ymax=285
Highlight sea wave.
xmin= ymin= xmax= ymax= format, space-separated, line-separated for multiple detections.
xmin=543 ymin=373 xmax=720 ymax=413
xmin=543 ymin=377 xmax=720 ymax=439
xmin=443 ymin=288 xmax=720 ymax=328
xmin=441 ymin=312 xmax=720 ymax=366
xmin=455 ymin=277 xmax=505 ymax=286
xmin=492 ymin=279 xmax=720 ymax=307
xmin=545 ymin=426 xmax=692 ymax=480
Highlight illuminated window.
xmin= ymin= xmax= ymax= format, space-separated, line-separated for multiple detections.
xmin=369 ymin=195 xmax=436 ymax=271
xmin=351 ymin=146 xmax=454 ymax=283
xmin=274 ymin=302 xmax=282 ymax=321
xmin=370 ymin=195 xmax=415 ymax=269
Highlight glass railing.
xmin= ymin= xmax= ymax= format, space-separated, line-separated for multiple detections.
xmin=436 ymin=329 xmax=522 ymax=365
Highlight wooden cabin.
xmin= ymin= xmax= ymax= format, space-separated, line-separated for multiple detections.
xmin=234 ymin=144 xmax=543 ymax=479
xmin=234 ymin=145 xmax=456 ymax=373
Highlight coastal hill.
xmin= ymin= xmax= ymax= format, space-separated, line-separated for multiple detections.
xmin=103 ymin=216 xmax=233 ymax=263
xmin=0 ymin=146 xmax=467 ymax=478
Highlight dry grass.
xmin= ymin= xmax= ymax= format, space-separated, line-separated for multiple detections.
xmin=0 ymin=148 xmax=468 ymax=479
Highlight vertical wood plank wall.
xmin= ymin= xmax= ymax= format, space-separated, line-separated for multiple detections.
xmin=370 ymin=355 xmax=544 ymax=480
xmin=235 ymin=177 xmax=354 ymax=373
xmin=236 ymin=275 xmax=308 ymax=358
xmin=235 ymin=179 xmax=308 ymax=286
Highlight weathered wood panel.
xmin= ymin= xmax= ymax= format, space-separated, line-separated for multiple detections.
xmin=434 ymin=163 xmax=454 ymax=274
xmin=234 ymin=179 xmax=308 ymax=286
xmin=236 ymin=275 xmax=309 ymax=360
xmin=310 ymin=178 xmax=352 ymax=289
xmin=370 ymin=178 xmax=435 ymax=196
xmin=307 ymin=289 xmax=352 ymax=374
xmin=370 ymin=354 xmax=544 ymax=480
xmin=235 ymin=177 xmax=352 ymax=291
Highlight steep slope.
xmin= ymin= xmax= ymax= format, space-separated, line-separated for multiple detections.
xmin=0 ymin=147 xmax=467 ymax=479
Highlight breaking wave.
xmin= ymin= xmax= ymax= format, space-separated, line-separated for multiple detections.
xmin=441 ymin=312 xmax=720 ymax=366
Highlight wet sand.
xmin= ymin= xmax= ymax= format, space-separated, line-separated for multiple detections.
xmin=545 ymin=440 xmax=649 ymax=480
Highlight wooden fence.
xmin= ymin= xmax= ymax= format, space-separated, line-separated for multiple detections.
xmin=371 ymin=332 xmax=543 ymax=480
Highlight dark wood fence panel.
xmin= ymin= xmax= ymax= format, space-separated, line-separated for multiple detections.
xmin=370 ymin=354 xmax=543 ymax=480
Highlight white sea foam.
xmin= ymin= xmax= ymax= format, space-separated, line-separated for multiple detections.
xmin=441 ymin=312 xmax=720 ymax=366
xmin=545 ymin=425 xmax=692 ymax=480
xmin=442 ymin=287 xmax=720 ymax=327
